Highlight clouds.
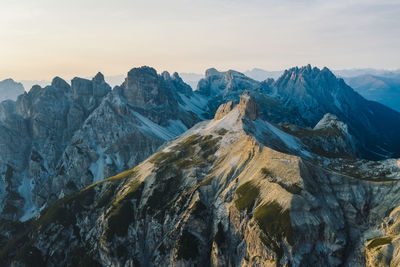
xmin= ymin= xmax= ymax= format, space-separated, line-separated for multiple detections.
xmin=0 ymin=0 xmax=399 ymax=80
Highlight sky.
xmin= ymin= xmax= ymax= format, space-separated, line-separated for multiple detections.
xmin=0 ymin=0 xmax=399 ymax=81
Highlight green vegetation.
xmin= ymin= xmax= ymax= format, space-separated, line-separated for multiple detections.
xmin=217 ymin=128 xmax=228 ymax=136
xmin=85 ymin=168 xmax=138 ymax=190
xmin=281 ymin=184 xmax=302 ymax=195
xmin=145 ymin=134 xmax=221 ymax=221
xmin=176 ymin=230 xmax=199 ymax=260
xmin=146 ymin=169 xmax=183 ymax=221
xmin=65 ymin=246 xmax=101 ymax=267
xmin=261 ymin=167 xmax=302 ymax=194
xmin=234 ymin=181 xmax=260 ymax=211
xmin=0 ymin=165 xmax=141 ymax=263
xmin=113 ymin=181 xmax=141 ymax=206
xmin=103 ymin=182 xmax=143 ymax=242
xmin=254 ymin=201 xmax=293 ymax=246
xmin=104 ymin=199 xmax=134 ymax=241
xmin=150 ymin=134 xmax=221 ymax=170
xmin=367 ymin=236 xmax=393 ymax=250
xmin=37 ymin=186 xmax=96 ymax=229
xmin=261 ymin=167 xmax=274 ymax=179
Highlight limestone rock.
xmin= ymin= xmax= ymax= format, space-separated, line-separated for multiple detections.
xmin=214 ymin=101 xmax=236 ymax=120
xmin=238 ymin=92 xmax=260 ymax=120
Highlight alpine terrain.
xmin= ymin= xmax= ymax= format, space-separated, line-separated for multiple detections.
xmin=0 ymin=65 xmax=400 ymax=267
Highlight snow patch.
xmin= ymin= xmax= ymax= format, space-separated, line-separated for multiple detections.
xmin=333 ymin=93 xmax=342 ymax=111
xmin=19 ymin=174 xmax=40 ymax=222
xmin=256 ymin=119 xmax=312 ymax=158
xmin=178 ymin=93 xmax=208 ymax=118
xmin=134 ymin=111 xmax=188 ymax=141
xmin=134 ymin=111 xmax=176 ymax=140
xmin=89 ymin=146 xmax=107 ymax=183
xmin=264 ymin=121 xmax=301 ymax=150
xmin=166 ymin=119 xmax=188 ymax=136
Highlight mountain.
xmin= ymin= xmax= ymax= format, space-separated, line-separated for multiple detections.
xmin=196 ymin=65 xmax=400 ymax=159
xmin=1 ymin=64 xmax=400 ymax=266
xmin=244 ymin=68 xmax=283 ymax=81
xmin=178 ymin=73 xmax=204 ymax=90
xmin=334 ymin=68 xmax=400 ymax=78
xmin=1 ymin=93 xmax=400 ymax=266
xmin=19 ymin=75 xmax=132 ymax=92
xmin=179 ymin=69 xmax=283 ymax=90
xmin=343 ymin=74 xmax=400 ymax=112
xmin=2 ymin=64 xmax=400 ymax=224
xmin=0 ymin=67 xmax=204 ymax=222
xmin=273 ymin=66 xmax=400 ymax=159
xmin=0 ymin=79 xmax=25 ymax=102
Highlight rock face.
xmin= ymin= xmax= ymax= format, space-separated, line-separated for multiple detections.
xmin=198 ymin=65 xmax=400 ymax=159
xmin=2 ymin=94 xmax=400 ymax=267
xmin=0 ymin=79 xmax=25 ymax=102
xmin=2 ymin=65 xmax=400 ymax=266
xmin=273 ymin=65 xmax=400 ymax=159
xmin=0 ymin=67 xmax=202 ymax=222
xmin=214 ymin=101 xmax=235 ymax=120
xmin=238 ymin=91 xmax=260 ymax=120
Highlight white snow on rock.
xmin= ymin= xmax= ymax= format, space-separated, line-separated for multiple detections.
xmin=134 ymin=111 xmax=176 ymax=140
xmin=178 ymin=93 xmax=208 ymax=118
xmin=18 ymin=174 xmax=42 ymax=222
xmin=134 ymin=111 xmax=189 ymax=141
xmin=89 ymin=146 xmax=107 ymax=183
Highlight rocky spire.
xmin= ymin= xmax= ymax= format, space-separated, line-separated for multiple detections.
xmin=238 ymin=91 xmax=259 ymax=120
xmin=93 ymin=72 xmax=105 ymax=83
xmin=51 ymin=76 xmax=70 ymax=91
xmin=214 ymin=101 xmax=236 ymax=120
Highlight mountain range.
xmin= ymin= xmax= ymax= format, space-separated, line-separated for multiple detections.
xmin=179 ymin=68 xmax=400 ymax=112
xmin=3 ymin=68 xmax=399 ymax=113
xmin=0 ymin=65 xmax=400 ymax=266
xmin=343 ymin=74 xmax=400 ymax=112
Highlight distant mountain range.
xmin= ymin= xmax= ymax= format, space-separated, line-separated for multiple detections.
xmin=179 ymin=68 xmax=400 ymax=111
xmin=343 ymin=74 xmax=400 ymax=111
xmin=2 ymin=68 xmax=398 ymax=113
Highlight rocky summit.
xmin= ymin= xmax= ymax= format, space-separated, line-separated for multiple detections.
xmin=0 ymin=78 xmax=25 ymax=102
xmin=0 ymin=65 xmax=400 ymax=267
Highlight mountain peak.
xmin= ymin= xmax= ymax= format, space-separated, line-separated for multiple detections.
xmin=161 ymin=71 xmax=171 ymax=80
xmin=238 ymin=91 xmax=259 ymax=120
xmin=1 ymin=78 xmax=16 ymax=83
xmin=205 ymin=67 xmax=220 ymax=78
xmin=214 ymin=101 xmax=236 ymax=120
xmin=280 ymin=65 xmax=337 ymax=81
xmin=314 ymin=113 xmax=349 ymax=133
xmin=93 ymin=72 xmax=105 ymax=82
xmin=123 ymin=66 xmax=158 ymax=89
xmin=213 ymin=92 xmax=260 ymax=121
xmin=172 ymin=72 xmax=182 ymax=81
xmin=51 ymin=76 xmax=70 ymax=90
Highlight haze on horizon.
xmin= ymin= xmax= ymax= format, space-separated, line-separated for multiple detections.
xmin=0 ymin=0 xmax=399 ymax=81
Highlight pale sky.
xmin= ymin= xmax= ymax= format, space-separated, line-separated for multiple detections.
xmin=0 ymin=0 xmax=399 ymax=81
